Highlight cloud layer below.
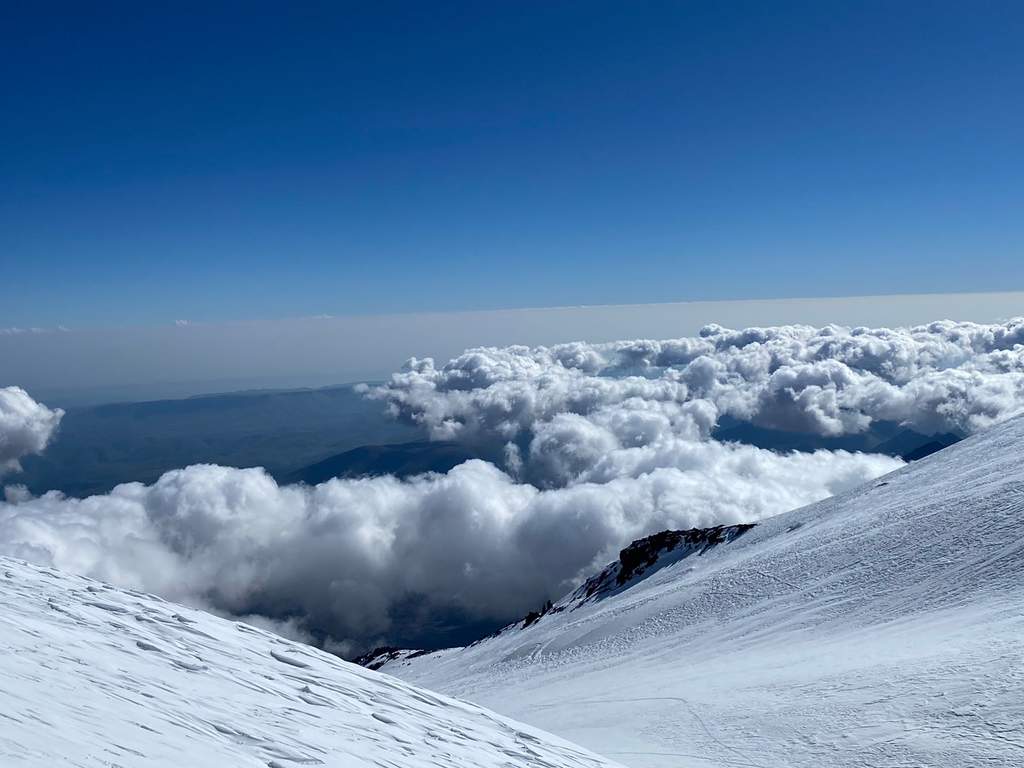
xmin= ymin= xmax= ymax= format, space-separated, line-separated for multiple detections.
xmin=4 ymin=319 xmax=1023 ymax=652
xmin=0 ymin=451 xmax=896 ymax=652
xmin=367 ymin=318 xmax=1024 ymax=484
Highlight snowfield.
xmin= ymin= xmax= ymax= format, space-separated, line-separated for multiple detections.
xmin=0 ymin=558 xmax=622 ymax=768
xmin=376 ymin=415 xmax=1024 ymax=767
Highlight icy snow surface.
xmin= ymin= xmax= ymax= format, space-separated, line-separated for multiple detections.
xmin=0 ymin=558 xmax=622 ymax=768
xmin=379 ymin=416 xmax=1024 ymax=767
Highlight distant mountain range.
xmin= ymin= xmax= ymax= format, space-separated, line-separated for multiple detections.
xmin=713 ymin=416 xmax=961 ymax=460
xmin=16 ymin=385 xmax=419 ymax=497
xmin=15 ymin=385 xmax=961 ymax=499
xmin=286 ymin=440 xmax=479 ymax=485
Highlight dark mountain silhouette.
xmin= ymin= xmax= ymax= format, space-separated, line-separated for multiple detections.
xmin=17 ymin=385 xmax=418 ymax=496
xmin=287 ymin=441 xmax=478 ymax=484
xmin=713 ymin=416 xmax=961 ymax=461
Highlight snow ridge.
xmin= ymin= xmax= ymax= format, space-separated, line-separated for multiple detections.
xmin=376 ymin=416 xmax=1024 ymax=768
xmin=0 ymin=557 xmax=623 ymax=768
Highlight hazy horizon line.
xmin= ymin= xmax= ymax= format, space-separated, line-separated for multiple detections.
xmin=5 ymin=289 xmax=1024 ymax=408
xmin=6 ymin=287 xmax=1024 ymax=336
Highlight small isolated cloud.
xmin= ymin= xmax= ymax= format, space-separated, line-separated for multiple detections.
xmin=1 ymin=327 xmax=47 ymax=335
xmin=174 ymin=319 xmax=191 ymax=327
xmin=0 ymin=387 xmax=64 ymax=476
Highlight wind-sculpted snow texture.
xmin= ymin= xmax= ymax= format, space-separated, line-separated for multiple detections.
xmin=377 ymin=415 xmax=1024 ymax=768
xmin=0 ymin=557 xmax=623 ymax=768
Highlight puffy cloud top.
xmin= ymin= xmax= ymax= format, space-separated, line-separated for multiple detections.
xmin=1 ymin=449 xmax=897 ymax=653
xmin=0 ymin=387 xmax=63 ymax=476
xmin=369 ymin=319 xmax=1024 ymax=483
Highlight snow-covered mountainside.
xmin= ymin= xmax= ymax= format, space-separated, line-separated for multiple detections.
xmin=0 ymin=559 xmax=622 ymax=768
xmin=375 ymin=416 xmax=1024 ymax=767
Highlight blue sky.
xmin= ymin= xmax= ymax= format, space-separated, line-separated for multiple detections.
xmin=2 ymin=1 xmax=1022 ymax=328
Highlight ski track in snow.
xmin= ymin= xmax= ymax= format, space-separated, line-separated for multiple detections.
xmin=0 ymin=560 xmax=623 ymax=768
xmin=381 ymin=416 xmax=1024 ymax=767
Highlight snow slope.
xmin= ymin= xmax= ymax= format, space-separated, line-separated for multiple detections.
xmin=377 ymin=416 xmax=1024 ymax=767
xmin=0 ymin=558 xmax=623 ymax=768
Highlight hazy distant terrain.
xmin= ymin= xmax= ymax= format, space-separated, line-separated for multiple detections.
xmin=286 ymin=440 xmax=481 ymax=485
xmin=15 ymin=385 xmax=421 ymax=497
xmin=711 ymin=416 xmax=960 ymax=459
xmin=14 ymin=386 xmax=956 ymax=501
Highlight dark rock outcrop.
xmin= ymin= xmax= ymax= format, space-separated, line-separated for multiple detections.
xmin=356 ymin=523 xmax=755 ymax=669
xmin=568 ymin=523 xmax=755 ymax=606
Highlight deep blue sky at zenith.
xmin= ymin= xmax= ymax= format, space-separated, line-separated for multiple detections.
xmin=2 ymin=1 xmax=1022 ymax=328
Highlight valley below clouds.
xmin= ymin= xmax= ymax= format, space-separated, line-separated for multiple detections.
xmin=2 ymin=318 xmax=1023 ymax=654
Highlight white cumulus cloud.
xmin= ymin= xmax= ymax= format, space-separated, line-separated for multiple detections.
xmin=368 ymin=318 xmax=1024 ymax=480
xmin=0 ymin=449 xmax=896 ymax=653
xmin=0 ymin=387 xmax=64 ymax=476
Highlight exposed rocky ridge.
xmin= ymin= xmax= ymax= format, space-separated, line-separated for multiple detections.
xmin=353 ymin=645 xmax=433 ymax=671
xmin=562 ymin=523 xmax=756 ymax=608
xmin=357 ymin=522 xmax=755 ymax=669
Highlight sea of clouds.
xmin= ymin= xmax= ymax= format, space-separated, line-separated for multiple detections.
xmin=2 ymin=318 xmax=1023 ymax=653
